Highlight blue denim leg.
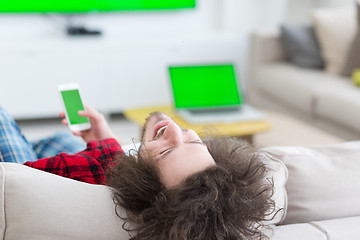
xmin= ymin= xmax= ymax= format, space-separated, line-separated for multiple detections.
xmin=0 ymin=106 xmax=37 ymax=163
xmin=31 ymin=131 xmax=85 ymax=159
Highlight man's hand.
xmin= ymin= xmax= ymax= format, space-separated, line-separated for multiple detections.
xmin=60 ymin=105 xmax=125 ymax=145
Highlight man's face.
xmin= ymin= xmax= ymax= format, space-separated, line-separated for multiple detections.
xmin=140 ymin=112 xmax=216 ymax=189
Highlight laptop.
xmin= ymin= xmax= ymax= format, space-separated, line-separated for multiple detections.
xmin=168 ymin=64 xmax=264 ymax=124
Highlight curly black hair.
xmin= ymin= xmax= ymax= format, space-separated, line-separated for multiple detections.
xmin=107 ymin=136 xmax=276 ymax=240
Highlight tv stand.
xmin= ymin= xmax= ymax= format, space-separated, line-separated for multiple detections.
xmin=64 ymin=15 xmax=102 ymax=36
xmin=66 ymin=26 xmax=102 ymax=36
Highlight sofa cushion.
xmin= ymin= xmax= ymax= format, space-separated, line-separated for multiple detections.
xmin=312 ymin=7 xmax=357 ymax=74
xmin=268 ymin=216 xmax=360 ymax=240
xmin=262 ymin=141 xmax=360 ymax=224
xmin=0 ymin=163 xmax=129 ymax=240
xmin=314 ymin=80 xmax=360 ymax=132
xmin=311 ymin=216 xmax=360 ymax=240
xmin=280 ymin=24 xmax=324 ymax=69
xmin=256 ymin=63 xmax=343 ymax=113
xmin=268 ymin=223 xmax=327 ymax=240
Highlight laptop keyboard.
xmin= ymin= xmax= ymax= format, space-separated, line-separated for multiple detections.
xmin=188 ymin=107 xmax=240 ymax=114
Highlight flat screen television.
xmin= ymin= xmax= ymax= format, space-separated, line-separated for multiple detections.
xmin=0 ymin=0 xmax=196 ymax=13
xmin=0 ymin=0 xmax=196 ymax=36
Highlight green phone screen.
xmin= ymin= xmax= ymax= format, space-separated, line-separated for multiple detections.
xmin=61 ymin=90 xmax=89 ymax=125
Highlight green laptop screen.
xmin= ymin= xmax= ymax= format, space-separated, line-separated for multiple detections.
xmin=169 ymin=64 xmax=243 ymax=109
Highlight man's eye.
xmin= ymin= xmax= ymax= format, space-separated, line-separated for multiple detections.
xmin=160 ymin=148 xmax=171 ymax=155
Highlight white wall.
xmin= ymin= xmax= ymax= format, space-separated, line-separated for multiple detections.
xmin=0 ymin=0 xmax=253 ymax=118
xmin=0 ymin=0 xmax=352 ymax=73
xmin=0 ymin=0 xmax=353 ymax=118
xmin=314 ymin=0 xmax=355 ymax=8
xmin=285 ymin=0 xmax=355 ymax=24
xmin=0 ymin=0 xmax=288 ymax=70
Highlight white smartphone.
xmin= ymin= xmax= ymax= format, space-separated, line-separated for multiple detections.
xmin=58 ymin=83 xmax=91 ymax=132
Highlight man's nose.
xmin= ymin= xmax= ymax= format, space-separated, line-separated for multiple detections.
xmin=163 ymin=122 xmax=182 ymax=144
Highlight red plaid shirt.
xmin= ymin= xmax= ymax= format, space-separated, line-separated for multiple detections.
xmin=23 ymin=138 xmax=124 ymax=185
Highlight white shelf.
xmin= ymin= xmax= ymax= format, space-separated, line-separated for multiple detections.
xmin=0 ymin=29 xmax=243 ymax=119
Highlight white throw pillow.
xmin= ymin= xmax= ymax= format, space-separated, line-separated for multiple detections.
xmin=262 ymin=141 xmax=360 ymax=224
xmin=312 ymin=7 xmax=357 ymax=74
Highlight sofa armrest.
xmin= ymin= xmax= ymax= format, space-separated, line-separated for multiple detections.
xmin=250 ymin=30 xmax=287 ymax=66
xmin=247 ymin=29 xmax=288 ymax=95
xmin=0 ymin=163 xmax=129 ymax=240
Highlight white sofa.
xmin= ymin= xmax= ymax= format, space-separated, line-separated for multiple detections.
xmin=248 ymin=30 xmax=360 ymax=141
xmin=1 ymin=141 xmax=360 ymax=239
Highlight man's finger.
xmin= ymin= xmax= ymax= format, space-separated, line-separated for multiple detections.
xmin=78 ymin=110 xmax=90 ymax=117
xmin=78 ymin=105 xmax=93 ymax=116
xmin=72 ymin=131 xmax=84 ymax=136
xmin=78 ymin=105 xmax=100 ymax=119
xmin=61 ymin=119 xmax=68 ymax=125
xmin=73 ymin=130 xmax=89 ymax=137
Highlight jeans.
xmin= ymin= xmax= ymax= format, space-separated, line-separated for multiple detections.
xmin=0 ymin=106 xmax=85 ymax=164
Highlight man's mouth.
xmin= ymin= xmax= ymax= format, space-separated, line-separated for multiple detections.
xmin=153 ymin=121 xmax=170 ymax=140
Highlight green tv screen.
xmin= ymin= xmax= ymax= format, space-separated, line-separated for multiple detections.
xmin=0 ymin=0 xmax=196 ymax=13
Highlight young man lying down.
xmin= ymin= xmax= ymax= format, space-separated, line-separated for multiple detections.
xmin=0 ymin=106 xmax=276 ymax=240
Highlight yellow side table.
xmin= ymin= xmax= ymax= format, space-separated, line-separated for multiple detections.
xmin=124 ymin=105 xmax=271 ymax=143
